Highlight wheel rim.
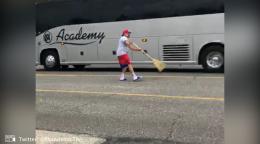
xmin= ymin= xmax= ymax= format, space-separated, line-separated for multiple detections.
xmin=45 ymin=55 xmax=56 ymax=68
xmin=206 ymin=52 xmax=224 ymax=69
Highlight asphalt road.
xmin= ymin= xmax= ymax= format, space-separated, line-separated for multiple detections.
xmin=36 ymin=69 xmax=224 ymax=144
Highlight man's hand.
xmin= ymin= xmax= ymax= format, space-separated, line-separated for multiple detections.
xmin=138 ymin=47 xmax=144 ymax=51
xmin=132 ymin=42 xmax=143 ymax=51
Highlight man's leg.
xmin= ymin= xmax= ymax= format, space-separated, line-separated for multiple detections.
xmin=120 ymin=66 xmax=128 ymax=80
xmin=128 ymin=64 xmax=138 ymax=79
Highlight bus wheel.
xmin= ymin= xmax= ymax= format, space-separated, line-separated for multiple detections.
xmin=43 ymin=51 xmax=60 ymax=71
xmin=201 ymin=45 xmax=224 ymax=72
xmin=74 ymin=65 xmax=85 ymax=70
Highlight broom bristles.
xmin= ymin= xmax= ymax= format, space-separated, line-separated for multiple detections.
xmin=153 ymin=59 xmax=166 ymax=72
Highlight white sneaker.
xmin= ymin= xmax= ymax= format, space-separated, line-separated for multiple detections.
xmin=133 ymin=76 xmax=143 ymax=81
xmin=119 ymin=78 xmax=127 ymax=81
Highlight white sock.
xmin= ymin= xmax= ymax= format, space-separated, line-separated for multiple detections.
xmin=132 ymin=72 xmax=137 ymax=79
xmin=120 ymin=73 xmax=125 ymax=80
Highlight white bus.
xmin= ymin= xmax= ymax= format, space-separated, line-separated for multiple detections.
xmin=36 ymin=0 xmax=224 ymax=72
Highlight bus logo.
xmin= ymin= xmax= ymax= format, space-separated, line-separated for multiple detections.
xmin=141 ymin=38 xmax=148 ymax=43
xmin=43 ymin=31 xmax=52 ymax=43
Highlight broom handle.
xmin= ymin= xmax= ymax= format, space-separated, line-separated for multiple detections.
xmin=141 ymin=50 xmax=155 ymax=60
xmin=132 ymin=43 xmax=155 ymax=60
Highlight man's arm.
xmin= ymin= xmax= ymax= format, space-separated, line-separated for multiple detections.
xmin=124 ymin=39 xmax=142 ymax=51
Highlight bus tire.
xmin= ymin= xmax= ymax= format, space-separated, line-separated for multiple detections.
xmin=42 ymin=51 xmax=60 ymax=71
xmin=201 ymin=45 xmax=224 ymax=72
xmin=74 ymin=65 xmax=85 ymax=70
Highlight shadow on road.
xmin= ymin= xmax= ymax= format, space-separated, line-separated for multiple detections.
xmin=36 ymin=67 xmax=223 ymax=74
xmin=102 ymin=137 xmax=194 ymax=144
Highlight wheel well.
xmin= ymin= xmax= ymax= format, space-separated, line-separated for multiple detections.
xmin=198 ymin=42 xmax=224 ymax=65
xmin=40 ymin=48 xmax=59 ymax=65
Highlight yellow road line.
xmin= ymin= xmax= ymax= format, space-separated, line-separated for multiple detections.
xmin=36 ymin=74 xmax=223 ymax=79
xmin=36 ymin=89 xmax=224 ymax=101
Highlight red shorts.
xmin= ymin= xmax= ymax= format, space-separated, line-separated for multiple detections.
xmin=118 ymin=54 xmax=131 ymax=68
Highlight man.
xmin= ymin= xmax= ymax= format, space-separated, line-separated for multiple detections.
xmin=117 ymin=29 xmax=143 ymax=81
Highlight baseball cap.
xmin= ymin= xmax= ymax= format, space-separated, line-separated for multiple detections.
xmin=122 ymin=29 xmax=131 ymax=35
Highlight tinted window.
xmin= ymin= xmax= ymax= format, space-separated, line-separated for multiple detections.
xmin=36 ymin=0 xmax=224 ymax=34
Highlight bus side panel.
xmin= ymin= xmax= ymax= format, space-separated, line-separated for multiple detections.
xmin=64 ymin=43 xmax=98 ymax=63
xmin=98 ymin=38 xmax=118 ymax=62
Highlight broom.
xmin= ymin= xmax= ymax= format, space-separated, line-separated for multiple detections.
xmin=133 ymin=43 xmax=166 ymax=72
